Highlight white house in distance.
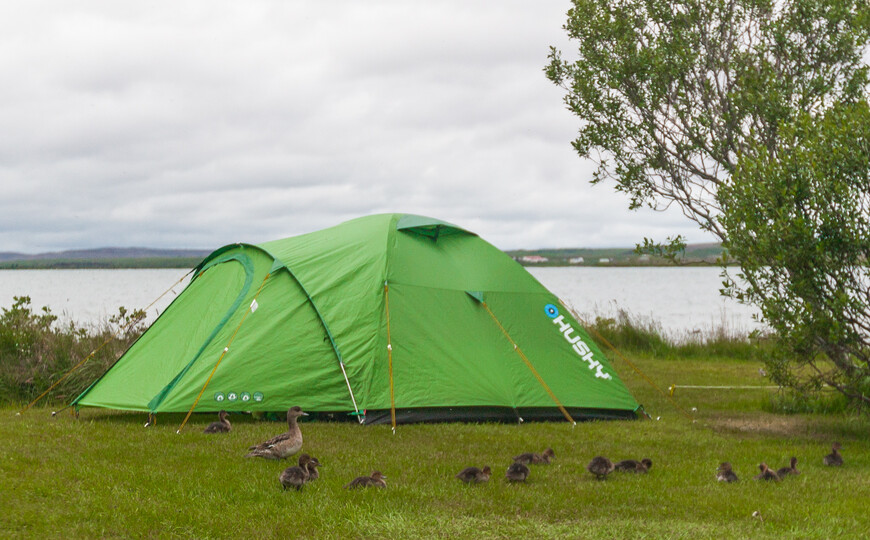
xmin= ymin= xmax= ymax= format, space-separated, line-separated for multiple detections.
xmin=520 ymin=255 xmax=549 ymax=263
xmin=599 ymin=258 xmax=610 ymax=264
xmin=569 ymin=257 xmax=584 ymax=264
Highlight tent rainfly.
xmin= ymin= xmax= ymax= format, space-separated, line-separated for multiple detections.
xmin=73 ymin=214 xmax=640 ymax=424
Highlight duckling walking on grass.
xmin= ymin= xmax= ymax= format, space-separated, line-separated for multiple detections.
xmin=279 ymin=454 xmax=312 ymax=491
xmin=614 ymin=458 xmax=653 ymax=473
xmin=512 ymin=448 xmax=554 ymax=465
xmin=455 ymin=466 xmax=491 ymax=484
xmin=505 ymin=462 xmax=530 ymax=483
xmin=587 ymin=456 xmax=615 ymax=480
xmin=755 ymin=462 xmax=780 ymax=481
xmin=245 ymin=406 xmax=308 ymax=460
xmin=824 ymin=442 xmax=844 ymax=466
xmin=203 ymin=410 xmax=231 ymax=434
xmin=776 ymin=457 xmax=800 ymax=478
xmin=305 ymin=455 xmax=321 ymax=482
xmin=716 ymin=462 xmax=738 ymax=483
xmin=344 ymin=471 xmax=387 ymax=489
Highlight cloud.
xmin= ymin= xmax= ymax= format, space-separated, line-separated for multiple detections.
xmin=0 ymin=1 xmax=716 ymax=253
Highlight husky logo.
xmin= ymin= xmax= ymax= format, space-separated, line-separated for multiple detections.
xmin=544 ymin=304 xmax=611 ymax=380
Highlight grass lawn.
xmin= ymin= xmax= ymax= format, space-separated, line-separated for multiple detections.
xmin=2 ymin=352 xmax=868 ymax=539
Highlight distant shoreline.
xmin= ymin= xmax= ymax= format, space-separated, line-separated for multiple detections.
xmin=0 ymin=258 xmax=202 ymax=270
xmin=0 ymin=258 xmax=727 ymax=270
xmin=0 ymin=261 xmax=727 ymax=269
xmin=0 ymin=247 xmax=208 ymax=270
xmin=0 ymin=244 xmax=725 ymax=269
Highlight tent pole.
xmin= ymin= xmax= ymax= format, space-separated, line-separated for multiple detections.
xmin=337 ymin=360 xmax=364 ymax=424
xmin=482 ymin=301 xmax=576 ymax=426
xmin=273 ymin=260 xmax=362 ymax=423
xmin=384 ymin=282 xmax=397 ymax=433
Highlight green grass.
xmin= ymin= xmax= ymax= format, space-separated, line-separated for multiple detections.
xmin=2 ymin=352 xmax=869 ymax=539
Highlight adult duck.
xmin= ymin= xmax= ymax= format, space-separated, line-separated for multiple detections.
xmin=455 ymin=466 xmax=492 ymax=484
xmin=587 ymin=456 xmax=614 ymax=480
xmin=823 ymin=442 xmax=844 ymax=466
xmin=245 ymin=406 xmax=308 ymax=459
xmin=279 ymin=454 xmax=312 ymax=491
xmin=344 ymin=471 xmax=387 ymax=489
xmin=513 ymin=448 xmax=555 ymax=465
xmin=203 ymin=410 xmax=231 ymax=434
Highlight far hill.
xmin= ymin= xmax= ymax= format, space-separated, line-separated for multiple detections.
xmin=0 ymin=248 xmax=211 ymax=269
xmin=506 ymin=243 xmax=724 ymax=266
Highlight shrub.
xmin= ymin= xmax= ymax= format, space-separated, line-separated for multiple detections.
xmin=0 ymin=296 xmax=145 ymax=406
xmin=584 ymin=309 xmax=767 ymax=361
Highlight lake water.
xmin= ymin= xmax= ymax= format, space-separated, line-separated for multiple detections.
xmin=0 ymin=267 xmax=763 ymax=337
xmin=527 ymin=267 xmax=762 ymax=337
xmin=0 ymin=269 xmax=194 ymax=329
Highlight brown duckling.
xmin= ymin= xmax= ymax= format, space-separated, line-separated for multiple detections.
xmin=279 ymin=454 xmax=312 ymax=491
xmin=245 ymin=406 xmax=308 ymax=459
xmin=305 ymin=455 xmax=321 ymax=481
xmin=716 ymin=462 xmax=738 ymax=483
xmin=512 ymin=448 xmax=555 ymax=465
xmin=614 ymin=458 xmax=653 ymax=473
xmin=587 ymin=456 xmax=615 ymax=480
xmin=505 ymin=462 xmax=530 ymax=482
xmin=344 ymin=470 xmax=387 ymax=489
xmin=203 ymin=410 xmax=231 ymax=434
xmin=776 ymin=457 xmax=800 ymax=478
xmin=455 ymin=466 xmax=492 ymax=484
xmin=754 ymin=462 xmax=780 ymax=481
xmin=823 ymin=442 xmax=843 ymax=466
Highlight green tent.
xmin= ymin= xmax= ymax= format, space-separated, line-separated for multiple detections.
xmin=74 ymin=214 xmax=639 ymax=423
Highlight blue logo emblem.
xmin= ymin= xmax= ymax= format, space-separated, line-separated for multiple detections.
xmin=544 ymin=304 xmax=559 ymax=319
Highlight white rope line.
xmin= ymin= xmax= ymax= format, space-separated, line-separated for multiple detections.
xmin=671 ymin=385 xmax=781 ymax=389
xmin=669 ymin=384 xmax=833 ymax=396
xmin=667 ymin=384 xmax=781 ymax=396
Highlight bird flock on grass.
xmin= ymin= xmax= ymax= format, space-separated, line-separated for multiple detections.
xmin=202 ymin=407 xmax=847 ymax=491
xmin=716 ymin=443 xmax=843 ymax=483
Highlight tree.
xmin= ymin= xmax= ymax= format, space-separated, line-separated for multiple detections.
xmin=546 ymin=0 xmax=870 ymax=405
xmin=721 ymin=102 xmax=870 ymax=404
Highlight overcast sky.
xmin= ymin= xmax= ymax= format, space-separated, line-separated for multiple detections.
xmin=0 ymin=1 xmax=717 ymax=254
